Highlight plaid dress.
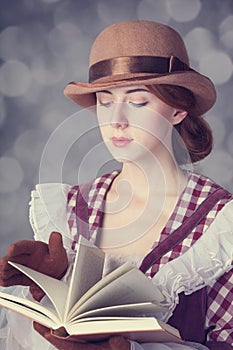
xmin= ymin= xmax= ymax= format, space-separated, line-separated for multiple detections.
xmin=67 ymin=171 xmax=233 ymax=346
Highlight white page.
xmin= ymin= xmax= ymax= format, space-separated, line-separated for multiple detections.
xmin=0 ymin=291 xmax=60 ymax=328
xmin=70 ymin=302 xmax=167 ymax=322
xmin=67 ymin=262 xmax=134 ymax=320
xmin=64 ymin=236 xmax=105 ymax=320
xmin=69 ymin=267 xmax=165 ymax=318
xmin=65 ymin=317 xmax=182 ymax=343
xmin=9 ymin=261 xmax=69 ymax=320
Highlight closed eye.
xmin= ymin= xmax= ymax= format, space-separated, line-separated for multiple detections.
xmin=99 ymin=101 xmax=113 ymax=107
xmin=129 ymin=101 xmax=148 ymax=108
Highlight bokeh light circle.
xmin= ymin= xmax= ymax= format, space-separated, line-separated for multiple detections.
xmin=137 ymin=0 xmax=170 ymax=23
xmin=0 ymin=156 xmax=24 ymax=193
xmin=98 ymin=0 xmax=137 ymax=24
xmin=200 ymin=150 xmax=233 ymax=188
xmin=219 ymin=15 xmax=233 ymax=50
xmin=199 ymin=50 xmax=233 ymax=85
xmin=206 ymin=115 xmax=226 ymax=147
xmin=184 ymin=27 xmax=215 ymax=63
xmin=166 ymin=0 xmax=201 ymax=22
xmin=0 ymin=60 xmax=31 ymax=97
xmin=0 ymin=96 xmax=6 ymax=127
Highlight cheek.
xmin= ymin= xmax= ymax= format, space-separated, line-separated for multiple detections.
xmin=98 ymin=125 xmax=109 ymax=142
xmin=151 ymin=97 xmax=175 ymax=120
xmin=96 ymin=110 xmax=111 ymax=136
xmin=96 ymin=108 xmax=110 ymax=125
xmin=132 ymin=110 xmax=172 ymax=141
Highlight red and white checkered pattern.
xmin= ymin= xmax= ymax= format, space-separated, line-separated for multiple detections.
xmin=87 ymin=171 xmax=119 ymax=242
xmin=67 ymin=184 xmax=79 ymax=241
xmin=206 ymin=269 xmax=233 ymax=343
xmin=149 ymin=173 xmax=232 ymax=276
xmin=67 ymin=171 xmax=119 ymax=247
xmin=66 ymin=171 xmax=233 ymax=345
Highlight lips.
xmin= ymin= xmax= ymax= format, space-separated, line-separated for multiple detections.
xmin=111 ymin=136 xmax=133 ymax=147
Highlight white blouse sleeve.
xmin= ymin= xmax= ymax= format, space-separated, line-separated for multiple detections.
xmin=151 ymin=200 xmax=233 ymax=321
xmin=0 ymin=183 xmax=76 ymax=350
xmin=29 ymin=182 xmax=77 ymax=283
xmin=29 ymin=183 xmax=74 ymax=250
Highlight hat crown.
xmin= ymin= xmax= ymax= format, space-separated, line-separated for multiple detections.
xmin=89 ymin=20 xmax=189 ymax=67
xmin=64 ymin=20 xmax=216 ymax=116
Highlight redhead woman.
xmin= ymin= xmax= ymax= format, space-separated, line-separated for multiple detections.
xmin=0 ymin=21 xmax=232 ymax=350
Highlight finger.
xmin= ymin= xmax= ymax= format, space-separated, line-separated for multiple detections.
xmin=7 ymin=254 xmax=32 ymax=265
xmin=0 ymin=273 xmax=32 ymax=287
xmin=34 ymin=322 xmax=108 ymax=350
xmin=0 ymin=255 xmax=32 ymax=278
xmin=33 ymin=322 xmax=50 ymax=337
xmin=45 ymin=335 xmax=79 ymax=350
xmin=48 ymin=232 xmax=66 ymax=260
xmin=0 ymin=265 xmax=20 ymax=279
xmin=29 ymin=284 xmax=45 ymax=301
xmin=34 ymin=324 xmax=81 ymax=349
xmin=6 ymin=240 xmax=37 ymax=258
xmin=109 ymin=336 xmax=131 ymax=350
xmin=0 ymin=257 xmax=14 ymax=272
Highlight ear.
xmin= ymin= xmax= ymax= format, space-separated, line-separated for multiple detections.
xmin=172 ymin=110 xmax=188 ymax=125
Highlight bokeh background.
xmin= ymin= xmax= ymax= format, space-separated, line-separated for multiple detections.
xmin=0 ymin=0 xmax=233 ymax=256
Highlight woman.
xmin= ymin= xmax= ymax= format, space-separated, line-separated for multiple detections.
xmin=0 ymin=20 xmax=232 ymax=350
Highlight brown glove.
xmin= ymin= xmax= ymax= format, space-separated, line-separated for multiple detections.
xmin=33 ymin=322 xmax=131 ymax=350
xmin=0 ymin=232 xmax=68 ymax=301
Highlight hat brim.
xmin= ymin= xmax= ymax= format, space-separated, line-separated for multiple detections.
xmin=64 ymin=71 xmax=216 ymax=116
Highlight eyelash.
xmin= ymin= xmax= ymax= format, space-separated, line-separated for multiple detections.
xmin=99 ymin=101 xmax=148 ymax=108
xmin=100 ymin=101 xmax=113 ymax=108
xmin=129 ymin=101 xmax=148 ymax=108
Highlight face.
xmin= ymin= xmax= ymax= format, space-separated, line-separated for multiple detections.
xmin=96 ymin=85 xmax=187 ymax=163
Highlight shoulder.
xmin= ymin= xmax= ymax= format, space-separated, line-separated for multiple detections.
xmin=187 ymin=171 xmax=233 ymax=249
xmin=188 ymin=171 xmax=232 ymax=194
xmin=187 ymin=171 xmax=233 ymax=207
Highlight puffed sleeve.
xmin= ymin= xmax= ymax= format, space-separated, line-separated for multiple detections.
xmin=29 ymin=183 xmax=73 ymax=248
xmin=0 ymin=183 xmax=76 ymax=350
xmin=29 ymin=182 xmax=78 ymax=284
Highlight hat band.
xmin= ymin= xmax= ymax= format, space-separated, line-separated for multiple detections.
xmin=89 ymin=55 xmax=191 ymax=83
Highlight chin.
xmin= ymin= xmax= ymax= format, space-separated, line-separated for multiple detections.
xmin=106 ymin=143 xmax=151 ymax=164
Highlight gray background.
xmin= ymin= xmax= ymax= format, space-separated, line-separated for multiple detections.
xmin=0 ymin=0 xmax=233 ymax=256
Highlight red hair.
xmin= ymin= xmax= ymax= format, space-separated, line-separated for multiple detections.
xmin=148 ymin=84 xmax=213 ymax=163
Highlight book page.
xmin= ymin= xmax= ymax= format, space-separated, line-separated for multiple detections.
xmin=68 ymin=267 xmax=165 ymax=321
xmin=65 ymin=317 xmax=182 ymax=343
xmin=8 ymin=261 xmax=69 ymax=320
xmin=67 ymin=262 xmax=134 ymax=320
xmin=71 ymin=302 xmax=167 ymax=322
xmin=0 ymin=291 xmax=60 ymax=329
xmin=64 ymin=236 xmax=105 ymax=319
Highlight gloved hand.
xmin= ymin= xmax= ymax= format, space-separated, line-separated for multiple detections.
xmin=33 ymin=322 xmax=131 ymax=350
xmin=0 ymin=232 xmax=68 ymax=301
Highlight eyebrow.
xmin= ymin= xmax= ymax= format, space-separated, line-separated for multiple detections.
xmin=96 ymin=88 xmax=150 ymax=95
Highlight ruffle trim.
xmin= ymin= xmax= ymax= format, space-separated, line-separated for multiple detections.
xmin=151 ymin=200 xmax=233 ymax=321
xmin=29 ymin=183 xmax=74 ymax=254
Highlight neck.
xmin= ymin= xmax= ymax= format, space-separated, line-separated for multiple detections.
xmin=115 ymin=152 xmax=187 ymax=200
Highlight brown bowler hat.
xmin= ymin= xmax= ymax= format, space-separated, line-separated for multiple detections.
xmin=64 ymin=20 xmax=216 ymax=116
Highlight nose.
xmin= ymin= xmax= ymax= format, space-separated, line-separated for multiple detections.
xmin=110 ymin=102 xmax=128 ymax=129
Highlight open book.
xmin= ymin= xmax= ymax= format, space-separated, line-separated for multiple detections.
xmin=0 ymin=237 xmax=183 ymax=343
